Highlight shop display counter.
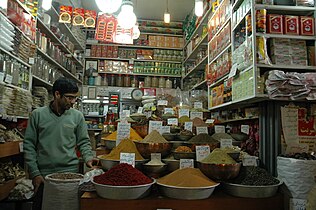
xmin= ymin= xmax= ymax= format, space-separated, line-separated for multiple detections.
xmin=81 ymin=189 xmax=284 ymax=210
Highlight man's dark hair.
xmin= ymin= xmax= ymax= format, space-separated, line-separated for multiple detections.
xmin=52 ymin=77 xmax=78 ymax=96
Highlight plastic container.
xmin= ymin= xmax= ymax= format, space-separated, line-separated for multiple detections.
xmin=144 ymin=76 xmax=152 ymax=87
xmin=159 ymin=77 xmax=165 ymax=88
xmin=165 ymin=78 xmax=172 ymax=89
xmin=116 ymin=74 xmax=123 ymax=87
xmin=152 ymin=76 xmax=158 ymax=87
xmin=124 ymin=75 xmax=131 ymax=87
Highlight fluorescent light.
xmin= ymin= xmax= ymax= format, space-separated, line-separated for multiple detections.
xmin=164 ymin=12 xmax=170 ymax=23
xmin=42 ymin=0 xmax=52 ymax=11
xmin=95 ymin=0 xmax=122 ymax=14
xmin=195 ymin=0 xmax=203 ymax=17
xmin=117 ymin=1 xmax=137 ymax=29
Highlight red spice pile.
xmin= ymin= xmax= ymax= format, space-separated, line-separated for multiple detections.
xmin=94 ymin=163 xmax=152 ymax=186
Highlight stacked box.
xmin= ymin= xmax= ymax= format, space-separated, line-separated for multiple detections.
xmin=232 ymin=67 xmax=254 ymax=101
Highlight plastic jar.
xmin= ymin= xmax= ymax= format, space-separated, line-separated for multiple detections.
xmin=144 ymin=76 xmax=151 ymax=87
xmin=124 ymin=75 xmax=131 ymax=87
xmin=116 ymin=74 xmax=123 ymax=87
xmin=151 ymin=76 xmax=158 ymax=87
xmin=158 ymin=77 xmax=165 ymax=88
xmin=165 ymin=78 xmax=172 ymax=89
xmin=109 ymin=74 xmax=115 ymax=86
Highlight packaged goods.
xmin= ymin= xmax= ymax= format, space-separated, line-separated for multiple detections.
xmin=300 ymin=16 xmax=315 ymax=36
xmin=256 ymin=10 xmax=266 ymax=33
xmin=267 ymin=14 xmax=283 ymax=34
xmin=284 ymin=15 xmax=299 ymax=35
xmin=84 ymin=10 xmax=97 ymax=28
xmin=59 ymin=5 xmax=72 ymax=23
xmin=200 ymin=148 xmax=237 ymax=164
xmin=72 ymin=8 xmax=84 ymax=26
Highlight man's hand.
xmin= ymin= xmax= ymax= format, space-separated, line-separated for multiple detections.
xmin=86 ymin=158 xmax=99 ymax=168
xmin=32 ymin=175 xmax=44 ymax=193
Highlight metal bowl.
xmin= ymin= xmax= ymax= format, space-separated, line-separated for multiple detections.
xmin=176 ymin=134 xmax=193 ymax=141
xmin=162 ymin=133 xmax=177 ymax=141
xmin=92 ymin=178 xmax=156 ymax=200
xmin=172 ymin=152 xmax=196 ymax=160
xmin=97 ymin=155 xmax=148 ymax=170
xmin=197 ymin=162 xmax=242 ymax=181
xmin=223 ymin=180 xmax=283 ymax=198
xmin=156 ymin=182 xmax=220 ymax=200
xmin=134 ymin=142 xmax=173 ymax=159
xmin=142 ymin=164 xmax=167 ymax=178
xmin=162 ymin=158 xmax=180 ymax=172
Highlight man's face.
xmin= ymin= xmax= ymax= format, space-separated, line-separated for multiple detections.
xmin=55 ymin=91 xmax=78 ymax=110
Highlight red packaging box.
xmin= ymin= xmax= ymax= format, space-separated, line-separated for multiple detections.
xmin=267 ymin=14 xmax=283 ymax=34
xmin=300 ymin=16 xmax=315 ymax=36
xmin=284 ymin=16 xmax=299 ymax=35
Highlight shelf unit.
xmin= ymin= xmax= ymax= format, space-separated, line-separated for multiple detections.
xmin=183 ymin=56 xmax=208 ymax=80
xmin=86 ymin=42 xmax=182 ymax=51
xmin=97 ymin=71 xmax=181 ymax=78
xmin=85 ymin=57 xmax=182 ymax=64
xmin=32 ymin=75 xmax=53 ymax=90
xmin=217 ymin=116 xmax=259 ymax=124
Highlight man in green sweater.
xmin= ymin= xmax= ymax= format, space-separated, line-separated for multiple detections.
xmin=24 ymin=77 xmax=96 ymax=210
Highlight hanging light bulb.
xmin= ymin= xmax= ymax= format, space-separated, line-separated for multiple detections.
xmin=164 ymin=0 xmax=170 ymax=23
xmin=117 ymin=1 xmax=137 ymax=30
xmin=42 ymin=0 xmax=52 ymax=11
xmin=195 ymin=0 xmax=203 ymax=17
xmin=95 ymin=0 xmax=122 ymax=14
xmin=132 ymin=23 xmax=140 ymax=39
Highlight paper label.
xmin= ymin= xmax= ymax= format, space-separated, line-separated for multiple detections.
xmin=194 ymin=101 xmax=203 ymax=109
xmin=242 ymin=156 xmax=257 ymax=166
xmin=196 ymin=145 xmax=210 ymax=161
xmin=180 ymin=159 xmax=194 ymax=169
xmin=4 ymin=74 xmax=12 ymax=84
xmin=149 ymin=121 xmax=163 ymax=134
xmin=190 ymin=111 xmax=203 ymax=120
xmin=220 ymin=139 xmax=232 ymax=148
xmin=137 ymin=107 xmax=143 ymax=113
xmin=122 ymin=110 xmax=130 ymax=117
xmin=214 ymin=125 xmax=225 ymax=133
xmin=19 ymin=142 xmax=23 ymax=152
xmin=184 ymin=122 xmax=193 ymax=132
xmin=0 ymin=72 xmax=4 ymax=82
xmin=164 ymin=108 xmax=174 ymax=115
xmin=157 ymin=100 xmax=168 ymax=106
xmin=228 ymin=63 xmax=238 ymax=78
xmin=196 ymin=127 xmax=208 ymax=135
xmin=116 ymin=123 xmax=131 ymax=142
xmin=289 ymin=198 xmax=307 ymax=210
xmin=241 ymin=125 xmax=250 ymax=134
xmin=29 ymin=57 xmax=35 ymax=65
xmin=120 ymin=153 xmax=135 ymax=167
xmin=151 ymin=153 xmax=161 ymax=162
xmin=179 ymin=109 xmax=190 ymax=118
xmin=167 ymin=118 xmax=178 ymax=126
xmin=159 ymin=126 xmax=171 ymax=134
xmin=205 ymin=119 xmax=215 ymax=124
xmin=145 ymin=111 xmax=152 ymax=118
xmin=12 ymin=116 xmax=17 ymax=122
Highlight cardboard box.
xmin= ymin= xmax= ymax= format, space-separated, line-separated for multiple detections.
xmin=271 ymin=54 xmax=291 ymax=65
xmin=300 ymin=16 xmax=315 ymax=36
xmin=267 ymin=14 xmax=283 ymax=34
xmin=284 ymin=15 xmax=299 ymax=35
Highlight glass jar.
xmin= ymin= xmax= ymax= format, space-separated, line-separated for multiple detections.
xmin=151 ymin=76 xmax=158 ymax=87
xmin=165 ymin=78 xmax=172 ymax=89
xmin=109 ymin=74 xmax=115 ymax=86
xmin=124 ymin=75 xmax=131 ymax=87
xmin=144 ymin=76 xmax=151 ymax=87
xmin=131 ymin=76 xmax=138 ymax=87
xmin=101 ymin=75 xmax=108 ymax=86
xmin=158 ymin=77 xmax=165 ymax=88
xmin=116 ymin=74 xmax=123 ymax=87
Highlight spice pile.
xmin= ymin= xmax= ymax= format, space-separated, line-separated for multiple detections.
xmin=101 ymin=139 xmax=144 ymax=160
xmin=144 ymin=159 xmax=166 ymax=166
xmin=200 ymin=148 xmax=237 ymax=164
xmin=142 ymin=130 xmax=168 ymax=143
xmin=229 ymin=166 xmax=280 ymax=186
xmin=48 ymin=173 xmax=83 ymax=180
xmin=179 ymin=116 xmax=191 ymax=124
xmin=188 ymin=133 xmax=219 ymax=144
xmin=157 ymin=168 xmax=217 ymax=187
xmin=175 ymin=146 xmax=192 ymax=153
xmin=192 ymin=117 xmax=207 ymax=127
xmin=94 ymin=163 xmax=152 ymax=186
xmin=102 ymin=128 xmax=143 ymax=141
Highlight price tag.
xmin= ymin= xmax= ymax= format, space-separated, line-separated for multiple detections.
xmin=167 ymin=118 xmax=178 ymax=126
xmin=116 ymin=122 xmax=131 ymax=144
xmin=194 ymin=101 xmax=203 ymax=109
xmin=196 ymin=145 xmax=210 ymax=161
xmin=148 ymin=121 xmax=163 ymax=134
xmin=241 ymin=125 xmax=249 ymax=134
xmin=205 ymin=119 xmax=215 ymax=124
xmin=220 ymin=139 xmax=232 ymax=148
xmin=228 ymin=63 xmax=238 ymax=78
xmin=120 ymin=153 xmax=135 ymax=167
xmin=12 ymin=116 xmax=17 ymax=122
xmin=19 ymin=142 xmax=23 ymax=152
xmin=190 ymin=111 xmax=203 ymax=120
xmin=196 ymin=127 xmax=208 ymax=135
xmin=137 ymin=107 xmax=143 ymax=114
xmin=214 ymin=125 xmax=225 ymax=133
xmin=242 ymin=156 xmax=257 ymax=166
xmin=164 ymin=108 xmax=174 ymax=115
xmin=4 ymin=74 xmax=13 ymax=84
xmin=157 ymin=100 xmax=168 ymax=106
xmin=184 ymin=122 xmax=193 ymax=132
xmin=145 ymin=111 xmax=152 ymax=118
xmin=29 ymin=57 xmax=35 ymax=64
xmin=180 ymin=159 xmax=194 ymax=169
xmin=290 ymin=198 xmax=307 ymax=210
xmin=122 ymin=110 xmax=131 ymax=117
xmin=159 ymin=126 xmax=170 ymax=135
xmin=151 ymin=153 xmax=161 ymax=162
xmin=0 ymin=72 xmax=4 ymax=82
xmin=178 ymin=109 xmax=190 ymax=118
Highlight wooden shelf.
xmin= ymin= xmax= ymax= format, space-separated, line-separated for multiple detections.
xmin=0 ymin=141 xmax=22 ymax=158
xmin=0 ymin=176 xmax=24 ymax=201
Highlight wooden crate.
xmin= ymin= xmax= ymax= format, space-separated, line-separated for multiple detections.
xmin=0 ymin=141 xmax=22 ymax=158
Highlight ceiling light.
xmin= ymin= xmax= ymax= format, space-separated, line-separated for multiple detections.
xmin=132 ymin=23 xmax=140 ymax=39
xmin=42 ymin=0 xmax=52 ymax=11
xmin=95 ymin=0 xmax=122 ymax=14
xmin=164 ymin=0 xmax=170 ymax=23
xmin=195 ymin=0 xmax=203 ymax=17
xmin=117 ymin=1 xmax=137 ymax=29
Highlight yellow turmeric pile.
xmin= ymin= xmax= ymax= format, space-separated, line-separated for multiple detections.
xmin=102 ymin=128 xmax=143 ymax=141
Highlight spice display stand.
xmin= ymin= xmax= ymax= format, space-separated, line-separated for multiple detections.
xmin=81 ymin=190 xmax=284 ymax=210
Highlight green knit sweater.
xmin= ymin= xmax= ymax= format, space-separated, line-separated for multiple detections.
xmin=24 ymin=106 xmax=93 ymax=178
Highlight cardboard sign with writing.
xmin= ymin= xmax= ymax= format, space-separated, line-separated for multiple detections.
xmin=116 ymin=123 xmax=131 ymax=145
xmin=151 ymin=153 xmax=162 ymax=162
xmin=179 ymin=109 xmax=190 ymax=118
xmin=164 ymin=108 xmax=174 ymax=115
xmin=194 ymin=102 xmax=203 ymax=109
xmin=157 ymin=100 xmax=168 ymax=106
xmin=190 ymin=111 xmax=203 ymax=120
xmin=196 ymin=145 xmax=210 ymax=161
xmin=241 ymin=125 xmax=250 ymax=134
xmin=220 ymin=139 xmax=232 ymax=148
xmin=159 ymin=126 xmax=171 ymax=135
xmin=137 ymin=107 xmax=143 ymax=113
xmin=184 ymin=122 xmax=193 ymax=132
xmin=120 ymin=153 xmax=135 ymax=167
xmin=180 ymin=159 xmax=194 ymax=169
xmin=242 ymin=156 xmax=257 ymax=166
xmin=214 ymin=125 xmax=225 ymax=133
xmin=149 ymin=121 xmax=163 ymax=134
xmin=167 ymin=118 xmax=178 ymax=126
xmin=196 ymin=127 xmax=208 ymax=135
